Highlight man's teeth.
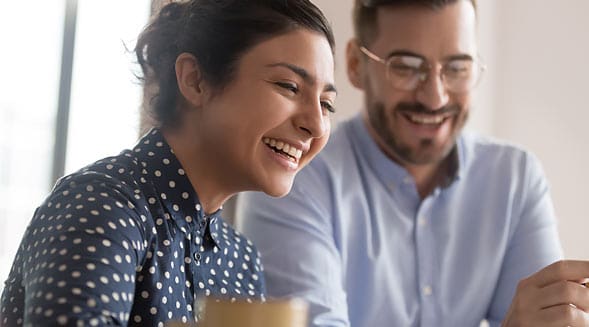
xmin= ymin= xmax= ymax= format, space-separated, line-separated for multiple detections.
xmin=263 ymin=138 xmax=303 ymax=160
xmin=407 ymin=114 xmax=447 ymax=124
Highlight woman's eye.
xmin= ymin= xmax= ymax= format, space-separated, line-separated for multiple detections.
xmin=275 ymin=82 xmax=298 ymax=94
xmin=321 ymin=101 xmax=336 ymax=114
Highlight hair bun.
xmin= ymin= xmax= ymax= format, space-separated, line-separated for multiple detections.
xmin=157 ymin=2 xmax=190 ymax=24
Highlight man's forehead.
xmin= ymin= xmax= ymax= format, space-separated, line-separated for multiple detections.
xmin=372 ymin=1 xmax=478 ymax=57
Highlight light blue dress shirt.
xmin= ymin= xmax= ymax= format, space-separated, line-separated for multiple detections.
xmin=236 ymin=113 xmax=563 ymax=327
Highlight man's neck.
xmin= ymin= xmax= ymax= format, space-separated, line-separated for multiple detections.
xmin=405 ymin=158 xmax=450 ymax=199
xmin=362 ymin=116 xmax=458 ymax=199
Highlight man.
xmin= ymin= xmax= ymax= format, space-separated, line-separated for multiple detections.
xmin=236 ymin=0 xmax=589 ymax=326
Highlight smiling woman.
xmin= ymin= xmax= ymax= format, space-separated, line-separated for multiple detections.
xmin=0 ymin=1 xmax=336 ymax=326
xmin=164 ymin=29 xmax=336 ymax=202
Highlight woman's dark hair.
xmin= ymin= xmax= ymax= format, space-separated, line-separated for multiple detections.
xmin=353 ymin=0 xmax=477 ymax=46
xmin=135 ymin=0 xmax=335 ymax=128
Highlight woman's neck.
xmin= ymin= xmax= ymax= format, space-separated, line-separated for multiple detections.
xmin=162 ymin=127 xmax=235 ymax=215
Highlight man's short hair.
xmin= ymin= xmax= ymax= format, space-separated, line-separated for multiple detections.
xmin=353 ymin=0 xmax=477 ymax=46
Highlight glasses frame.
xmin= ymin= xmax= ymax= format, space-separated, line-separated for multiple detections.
xmin=359 ymin=45 xmax=486 ymax=93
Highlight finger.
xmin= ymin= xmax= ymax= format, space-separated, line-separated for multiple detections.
xmin=529 ymin=260 xmax=589 ymax=288
xmin=536 ymin=280 xmax=589 ymax=311
xmin=536 ymin=303 xmax=589 ymax=327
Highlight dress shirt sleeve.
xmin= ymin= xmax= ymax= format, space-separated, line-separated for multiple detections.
xmin=236 ymin=167 xmax=350 ymax=327
xmin=12 ymin=176 xmax=148 ymax=326
xmin=485 ymin=152 xmax=563 ymax=325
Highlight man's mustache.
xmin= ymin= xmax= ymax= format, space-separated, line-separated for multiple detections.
xmin=395 ymin=102 xmax=461 ymax=116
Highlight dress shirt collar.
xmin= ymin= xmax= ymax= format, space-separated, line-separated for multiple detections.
xmin=134 ymin=128 xmax=224 ymax=248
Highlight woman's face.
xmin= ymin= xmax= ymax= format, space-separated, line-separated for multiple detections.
xmin=191 ymin=29 xmax=336 ymax=197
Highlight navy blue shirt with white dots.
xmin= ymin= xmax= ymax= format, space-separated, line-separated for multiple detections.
xmin=1 ymin=129 xmax=266 ymax=326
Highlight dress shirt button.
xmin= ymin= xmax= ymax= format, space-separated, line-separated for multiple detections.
xmin=418 ymin=217 xmax=427 ymax=227
xmin=388 ymin=182 xmax=395 ymax=191
xmin=423 ymin=285 xmax=433 ymax=296
xmin=403 ymin=176 xmax=412 ymax=184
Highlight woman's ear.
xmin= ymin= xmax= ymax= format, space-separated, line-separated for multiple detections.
xmin=175 ymin=52 xmax=208 ymax=107
xmin=346 ymin=39 xmax=365 ymax=90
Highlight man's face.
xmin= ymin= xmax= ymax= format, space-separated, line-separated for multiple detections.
xmin=347 ymin=1 xmax=478 ymax=166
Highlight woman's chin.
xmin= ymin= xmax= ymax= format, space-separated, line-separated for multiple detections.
xmin=262 ymin=180 xmax=294 ymax=198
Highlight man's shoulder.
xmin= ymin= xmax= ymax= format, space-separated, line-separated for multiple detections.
xmin=460 ymin=132 xmax=543 ymax=176
xmin=311 ymin=117 xmax=361 ymax=167
xmin=462 ymin=132 xmax=535 ymax=160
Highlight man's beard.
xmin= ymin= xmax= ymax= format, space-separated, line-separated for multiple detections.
xmin=367 ymin=101 xmax=468 ymax=165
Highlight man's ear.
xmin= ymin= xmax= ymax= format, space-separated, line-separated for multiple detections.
xmin=346 ymin=39 xmax=365 ymax=90
xmin=175 ymin=52 xmax=208 ymax=107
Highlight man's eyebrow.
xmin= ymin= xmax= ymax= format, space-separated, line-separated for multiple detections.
xmin=266 ymin=62 xmax=337 ymax=94
xmin=443 ymin=54 xmax=474 ymax=61
xmin=386 ymin=50 xmax=474 ymax=62
xmin=386 ymin=49 xmax=426 ymax=60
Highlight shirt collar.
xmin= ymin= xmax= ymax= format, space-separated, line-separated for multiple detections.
xmin=348 ymin=113 xmax=465 ymax=189
xmin=133 ymin=128 xmax=223 ymax=248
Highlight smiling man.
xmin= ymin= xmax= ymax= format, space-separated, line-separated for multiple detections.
xmin=236 ymin=1 xmax=589 ymax=326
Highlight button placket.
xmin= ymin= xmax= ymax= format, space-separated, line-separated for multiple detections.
xmin=193 ymin=215 xmax=209 ymax=266
xmin=193 ymin=229 xmax=202 ymax=264
xmin=415 ymin=196 xmax=438 ymax=325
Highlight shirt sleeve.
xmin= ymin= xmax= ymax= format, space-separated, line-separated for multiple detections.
xmin=485 ymin=151 xmax=563 ymax=324
xmin=235 ymin=166 xmax=350 ymax=327
xmin=6 ymin=175 xmax=148 ymax=326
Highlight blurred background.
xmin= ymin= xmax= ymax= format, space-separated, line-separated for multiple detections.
xmin=1 ymin=0 xmax=588 ymax=294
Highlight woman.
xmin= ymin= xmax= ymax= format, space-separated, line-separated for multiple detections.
xmin=0 ymin=0 xmax=336 ymax=325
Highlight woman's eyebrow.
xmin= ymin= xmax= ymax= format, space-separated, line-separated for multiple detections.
xmin=266 ymin=62 xmax=337 ymax=94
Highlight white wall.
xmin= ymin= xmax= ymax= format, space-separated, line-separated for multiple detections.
xmin=492 ymin=0 xmax=589 ymax=260
xmin=313 ymin=0 xmax=589 ymax=260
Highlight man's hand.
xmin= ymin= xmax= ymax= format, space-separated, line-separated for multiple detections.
xmin=502 ymin=260 xmax=589 ymax=326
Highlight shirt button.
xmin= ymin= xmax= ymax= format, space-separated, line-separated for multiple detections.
xmin=403 ymin=176 xmax=412 ymax=184
xmin=418 ymin=217 xmax=427 ymax=227
xmin=423 ymin=285 xmax=433 ymax=296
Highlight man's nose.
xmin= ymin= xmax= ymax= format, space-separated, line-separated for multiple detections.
xmin=415 ymin=71 xmax=450 ymax=110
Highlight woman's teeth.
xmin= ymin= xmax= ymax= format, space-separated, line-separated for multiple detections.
xmin=263 ymin=138 xmax=303 ymax=160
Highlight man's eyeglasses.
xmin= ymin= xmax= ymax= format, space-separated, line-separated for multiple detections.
xmin=359 ymin=45 xmax=486 ymax=93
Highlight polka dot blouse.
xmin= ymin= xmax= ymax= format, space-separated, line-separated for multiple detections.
xmin=1 ymin=129 xmax=266 ymax=326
